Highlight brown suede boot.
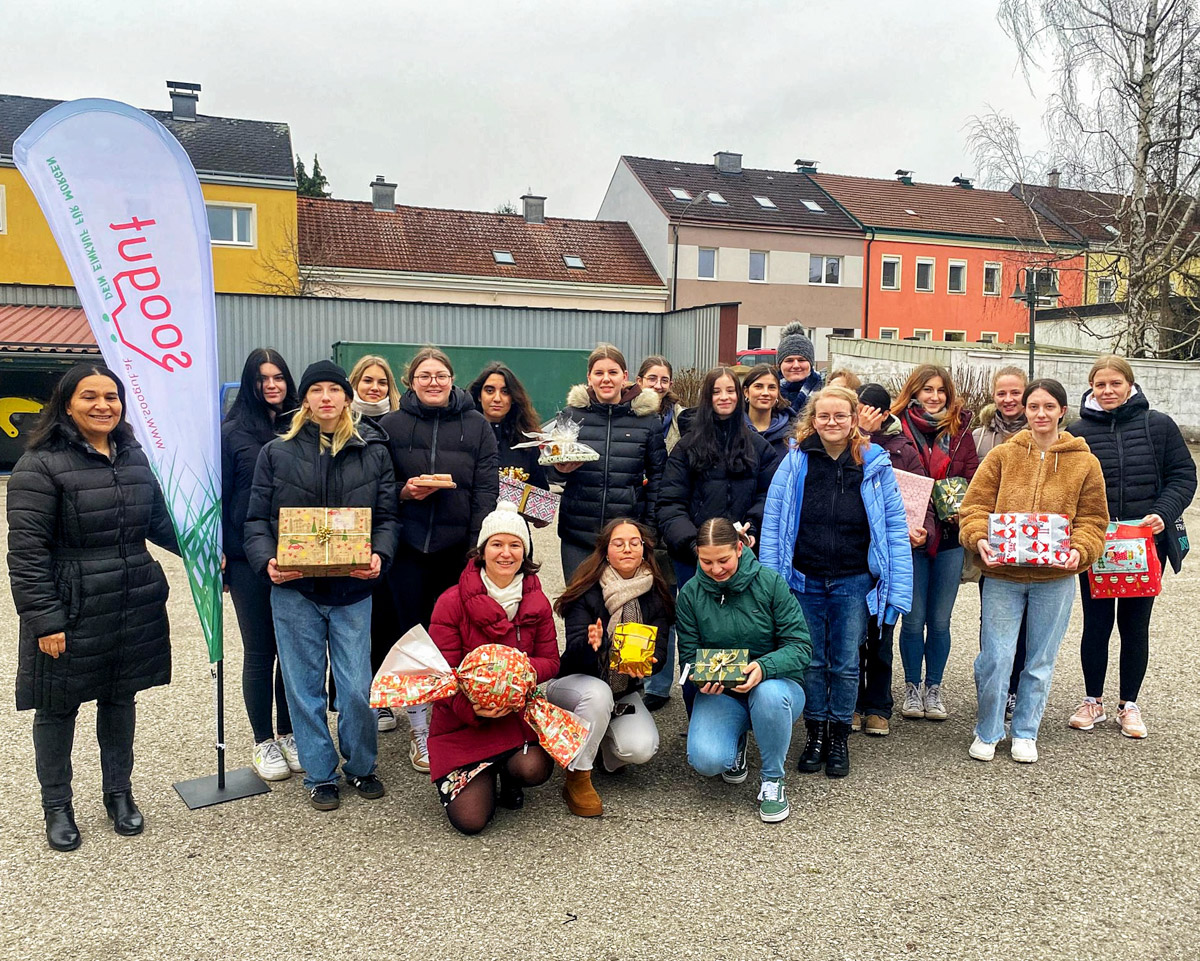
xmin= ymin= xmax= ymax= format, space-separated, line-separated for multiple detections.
xmin=562 ymin=768 xmax=603 ymax=817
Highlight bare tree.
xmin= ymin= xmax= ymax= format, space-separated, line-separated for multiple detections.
xmin=252 ymin=221 xmax=344 ymax=298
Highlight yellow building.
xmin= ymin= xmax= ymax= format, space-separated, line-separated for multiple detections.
xmin=0 ymin=83 xmax=297 ymax=294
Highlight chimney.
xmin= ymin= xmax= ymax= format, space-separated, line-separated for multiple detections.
xmin=1048 ymin=168 xmax=1061 ymax=189
xmin=952 ymin=176 xmax=974 ymax=190
xmin=795 ymin=159 xmax=819 ymax=174
xmin=370 ymin=175 xmax=397 ymax=212
xmin=166 ymin=80 xmax=200 ymax=122
xmin=895 ymin=169 xmax=914 ymax=186
xmin=714 ymin=151 xmax=743 ymax=175
xmin=521 ymin=193 xmax=546 ymax=224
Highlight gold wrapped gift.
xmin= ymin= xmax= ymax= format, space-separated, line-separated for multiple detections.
xmin=609 ymin=622 xmax=657 ymax=674
xmin=276 ymin=507 xmax=372 ymax=576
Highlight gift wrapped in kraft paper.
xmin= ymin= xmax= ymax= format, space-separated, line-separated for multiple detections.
xmin=276 ymin=506 xmax=372 ymax=576
xmin=372 ymin=633 xmax=589 ymax=767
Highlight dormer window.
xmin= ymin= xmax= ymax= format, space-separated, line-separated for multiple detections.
xmin=492 ymin=250 xmax=515 ymax=264
xmin=753 ymin=196 xmax=777 ymax=209
xmin=669 ymin=187 xmax=692 ymax=201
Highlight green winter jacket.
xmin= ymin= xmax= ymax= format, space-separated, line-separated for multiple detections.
xmin=676 ymin=550 xmax=812 ymax=683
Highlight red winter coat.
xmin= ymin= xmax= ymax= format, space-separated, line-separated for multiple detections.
xmin=426 ymin=562 xmax=559 ymax=780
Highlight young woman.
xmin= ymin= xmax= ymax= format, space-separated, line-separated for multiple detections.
xmin=549 ymin=519 xmax=675 ymax=817
xmin=960 ymin=378 xmax=1108 ymax=764
xmin=637 ymin=355 xmax=685 ymax=454
xmin=349 ymin=354 xmax=401 ymax=424
xmin=427 ymin=503 xmax=559 ymax=835
xmin=678 ymin=519 xmax=812 ymax=823
xmin=1067 ymin=356 xmax=1196 ymax=739
xmin=9 ymin=364 xmax=180 ymax=850
xmin=379 ymin=348 xmax=499 ymax=768
xmin=222 ymin=348 xmax=301 ymax=782
xmin=826 ymin=369 xmax=862 ymax=392
xmin=892 ymin=364 xmax=979 ymax=721
xmin=762 ymin=387 xmax=912 ymax=777
xmin=555 ymin=344 xmax=667 ymax=580
xmin=244 ymin=361 xmax=399 ymax=811
xmin=467 ymin=361 xmax=548 ymax=489
xmin=742 ymin=364 xmax=796 ymax=460
xmin=776 ymin=322 xmax=823 ymax=416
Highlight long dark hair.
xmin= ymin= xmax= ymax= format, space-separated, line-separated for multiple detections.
xmin=467 ymin=362 xmax=542 ymax=445
xmin=554 ymin=518 xmax=675 ymax=618
xmin=741 ymin=364 xmax=792 ymax=414
xmin=685 ymin=367 xmax=755 ymax=473
xmin=225 ymin=348 xmax=298 ymax=441
xmin=27 ymin=363 xmax=134 ymax=451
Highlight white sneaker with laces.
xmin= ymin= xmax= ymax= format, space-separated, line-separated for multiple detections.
xmin=1011 ymin=738 xmax=1038 ymax=763
xmin=409 ymin=729 xmax=430 ymax=773
xmin=923 ymin=683 xmax=948 ymax=720
xmin=901 ymin=683 xmax=925 ymax=719
xmin=277 ymin=733 xmax=304 ymax=773
xmin=969 ymin=736 xmax=996 ymax=762
xmin=252 ymin=739 xmax=291 ymax=781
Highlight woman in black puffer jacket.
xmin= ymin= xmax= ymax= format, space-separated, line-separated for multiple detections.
xmin=552 ymin=344 xmax=667 ymax=580
xmin=1067 ymin=355 xmax=1196 ymax=740
xmin=8 ymin=364 xmax=179 ymax=851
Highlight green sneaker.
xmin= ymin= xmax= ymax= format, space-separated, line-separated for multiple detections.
xmin=757 ymin=777 xmax=789 ymax=823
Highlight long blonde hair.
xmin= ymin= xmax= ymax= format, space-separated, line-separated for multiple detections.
xmin=794 ymin=386 xmax=869 ymax=465
xmin=281 ymin=396 xmax=361 ymax=456
xmin=349 ymin=355 xmax=401 ymax=410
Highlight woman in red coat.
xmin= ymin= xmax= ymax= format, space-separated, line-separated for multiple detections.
xmin=428 ymin=502 xmax=559 ymax=834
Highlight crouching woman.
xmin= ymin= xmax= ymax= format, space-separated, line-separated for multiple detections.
xmin=677 ymin=519 xmax=812 ymax=823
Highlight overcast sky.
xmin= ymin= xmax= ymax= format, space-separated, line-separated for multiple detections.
xmin=7 ymin=0 xmax=1054 ymax=218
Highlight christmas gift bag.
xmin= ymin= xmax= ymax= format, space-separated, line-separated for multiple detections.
xmin=1088 ymin=522 xmax=1162 ymax=598
xmin=988 ymin=513 xmax=1072 ymax=567
xmin=931 ymin=477 xmax=969 ymax=521
xmin=276 ymin=507 xmax=372 ymax=576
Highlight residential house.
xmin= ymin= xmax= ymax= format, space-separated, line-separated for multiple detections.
xmin=598 ymin=153 xmax=865 ymax=361
xmin=0 ymin=82 xmax=297 ymax=294
xmin=809 ymin=171 xmax=1086 ymax=345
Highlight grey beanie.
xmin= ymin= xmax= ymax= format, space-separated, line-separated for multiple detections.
xmin=776 ymin=322 xmax=815 ymax=367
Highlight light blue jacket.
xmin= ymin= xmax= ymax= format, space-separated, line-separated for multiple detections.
xmin=761 ymin=441 xmax=913 ymax=626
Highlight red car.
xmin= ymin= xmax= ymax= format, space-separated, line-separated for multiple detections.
xmin=735 ymin=348 xmax=777 ymax=367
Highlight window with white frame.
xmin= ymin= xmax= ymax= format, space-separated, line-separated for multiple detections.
xmin=563 ymin=254 xmax=586 ymax=269
xmin=915 ymin=258 xmax=935 ymax=292
xmin=206 ymin=203 xmax=255 ymax=246
xmin=912 ymin=329 xmax=933 ymax=341
xmin=753 ymin=195 xmax=777 ymax=209
xmin=1014 ymin=332 xmax=1030 ymax=346
xmin=749 ymin=251 xmax=767 ymax=282
xmin=492 ymin=250 xmax=516 ymax=264
xmin=697 ymin=247 xmax=717 ymax=279
xmin=943 ymin=330 xmax=966 ymax=342
xmin=669 ymin=187 xmax=692 ymax=202
xmin=1097 ymin=277 xmax=1116 ymax=303
xmin=979 ymin=331 xmax=998 ymax=344
xmin=746 ymin=326 xmax=764 ymax=350
xmin=983 ymin=262 xmax=1002 ymax=296
xmin=809 ymin=255 xmax=842 ymax=285
xmin=706 ymin=191 xmax=727 ymax=204
xmin=0 ymin=184 xmax=6 ymax=234
xmin=878 ymin=327 xmax=899 ymax=340
xmin=881 ymin=255 xmax=901 ymax=290
xmin=948 ymin=260 xmax=967 ymax=294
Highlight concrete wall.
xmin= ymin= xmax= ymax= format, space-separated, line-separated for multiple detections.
xmin=596 ymin=160 xmax=672 ymax=281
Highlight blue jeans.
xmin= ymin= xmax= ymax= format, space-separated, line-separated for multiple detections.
xmin=271 ymin=587 xmax=377 ymax=790
xmin=687 ymin=679 xmax=805 ymax=781
xmin=795 ymin=572 xmax=873 ymax=724
xmin=899 ymin=547 xmax=963 ymax=686
xmin=644 ymin=560 xmax=696 ymax=700
xmin=974 ymin=575 xmax=1075 ymax=744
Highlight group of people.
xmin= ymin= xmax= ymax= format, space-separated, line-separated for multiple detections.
xmin=8 ymin=316 xmax=1194 ymax=847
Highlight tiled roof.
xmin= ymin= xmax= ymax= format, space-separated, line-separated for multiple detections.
xmin=0 ymin=304 xmax=96 ymax=352
xmin=621 ymin=155 xmax=860 ymax=233
xmin=298 ymin=198 xmax=666 ymax=287
xmin=0 ymin=94 xmax=294 ymax=182
xmin=810 ymin=172 xmax=1080 ymax=245
xmin=1012 ymin=183 xmax=1200 ymax=245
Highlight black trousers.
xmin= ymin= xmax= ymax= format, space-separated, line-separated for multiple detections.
xmin=1078 ymin=573 xmax=1155 ymax=703
xmin=857 ymin=619 xmax=895 ymax=718
xmin=228 ymin=558 xmax=292 ymax=743
xmin=33 ymin=695 xmax=136 ymax=808
xmin=978 ymin=578 xmax=1026 ymax=696
xmin=388 ymin=542 xmax=472 ymax=636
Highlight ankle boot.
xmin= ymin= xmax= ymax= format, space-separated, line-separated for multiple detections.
xmin=495 ymin=771 xmax=525 ymax=810
xmin=562 ymin=769 xmax=603 ymax=817
xmin=825 ymin=722 xmax=851 ymax=778
xmin=103 ymin=790 xmax=145 ymax=836
xmin=796 ymin=720 xmax=827 ymax=773
xmin=44 ymin=804 xmax=81 ymax=851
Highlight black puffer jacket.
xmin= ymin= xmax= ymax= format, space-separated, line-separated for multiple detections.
xmin=554 ymin=385 xmax=667 ymax=551
xmin=8 ymin=425 xmax=179 ymax=712
xmin=558 ymin=579 xmax=674 ymax=685
xmin=657 ymin=416 xmax=780 ymax=563
xmin=493 ymin=422 xmax=549 ymax=490
xmin=379 ymin=388 xmax=498 ymax=553
xmin=221 ymin=412 xmax=292 ymax=562
xmin=1070 ymin=387 xmax=1196 ymax=560
xmin=244 ymin=420 xmax=399 ymax=606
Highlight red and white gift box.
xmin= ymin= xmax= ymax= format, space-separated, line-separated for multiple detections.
xmin=988 ymin=513 xmax=1072 ymax=567
xmin=1088 ymin=522 xmax=1162 ymax=598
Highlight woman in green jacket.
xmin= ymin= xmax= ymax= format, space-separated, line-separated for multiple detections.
xmin=678 ymin=518 xmax=812 ymax=823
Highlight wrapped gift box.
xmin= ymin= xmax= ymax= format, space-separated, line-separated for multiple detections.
xmin=499 ymin=476 xmax=561 ymax=525
xmin=691 ymin=648 xmax=749 ymax=687
xmin=1089 ymin=522 xmax=1162 ymax=598
xmin=988 ymin=513 xmax=1072 ymax=567
xmin=277 ymin=506 xmax=372 ymax=576
xmin=608 ymin=622 xmax=657 ymax=674
xmin=932 ymin=477 xmax=969 ymax=521
xmin=894 ymin=469 xmax=935 ymax=531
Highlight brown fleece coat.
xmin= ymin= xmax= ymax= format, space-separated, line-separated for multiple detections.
xmin=959 ymin=429 xmax=1109 ymax=582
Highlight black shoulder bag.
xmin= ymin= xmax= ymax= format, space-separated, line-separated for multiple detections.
xmin=1144 ymin=412 xmax=1189 ymax=574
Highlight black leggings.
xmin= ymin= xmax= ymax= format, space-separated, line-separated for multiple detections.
xmin=1078 ymin=573 xmax=1155 ymax=703
xmin=227 ymin=558 xmax=292 ymax=743
xmin=445 ymin=746 xmax=554 ymax=835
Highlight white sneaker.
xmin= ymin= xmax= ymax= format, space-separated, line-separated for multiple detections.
xmin=409 ymin=730 xmax=430 ymax=773
xmin=901 ymin=682 xmax=925 ymax=719
xmin=277 ymin=733 xmax=304 ymax=773
xmin=1011 ymin=738 xmax=1038 ymax=763
xmin=923 ymin=683 xmax=948 ymax=720
xmin=252 ymin=739 xmax=291 ymax=781
xmin=377 ymin=707 xmax=398 ymax=733
xmin=969 ymin=736 xmax=996 ymax=761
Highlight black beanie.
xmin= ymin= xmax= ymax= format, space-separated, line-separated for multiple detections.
xmin=857 ymin=383 xmax=893 ymax=412
xmin=298 ymin=360 xmax=353 ymax=400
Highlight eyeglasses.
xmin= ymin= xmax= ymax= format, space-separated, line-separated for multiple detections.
xmin=414 ymin=373 xmax=452 ymax=386
xmin=642 ymin=375 xmax=671 ymax=387
xmin=814 ymin=413 xmax=852 ymax=424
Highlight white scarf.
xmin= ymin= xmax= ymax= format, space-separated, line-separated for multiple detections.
xmin=599 ymin=563 xmax=654 ymax=637
xmin=352 ymin=391 xmax=392 ymax=418
xmin=481 ymin=570 xmax=524 ymax=621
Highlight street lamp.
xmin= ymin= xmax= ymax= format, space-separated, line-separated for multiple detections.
xmin=670 ymin=191 xmax=709 ymax=311
xmin=1010 ymin=267 xmax=1062 ymax=378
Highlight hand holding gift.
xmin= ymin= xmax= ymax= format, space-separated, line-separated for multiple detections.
xmin=512 ymin=413 xmax=600 ymax=467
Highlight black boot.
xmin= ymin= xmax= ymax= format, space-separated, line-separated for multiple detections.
xmin=103 ymin=790 xmax=145 ymax=836
xmin=44 ymin=804 xmax=81 ymax=851
xmin=825 ymin=722 xmax=851 ymax=778
xmin=796 ymin=720 xmax=827 ymax=773
xmin=495 ymin=771 xmax=524 ymax=810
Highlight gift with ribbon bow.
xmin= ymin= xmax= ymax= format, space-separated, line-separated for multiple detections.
xmin=499 ymin=466 xmax=561 ymax=525
xmin=512 ymin=412 xmax=600 ymax=466
xmin=276 ymin=506 xmax=372 ymax=576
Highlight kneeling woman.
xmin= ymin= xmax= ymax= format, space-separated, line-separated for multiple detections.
xmin=428 ymin=503 xmax=560 ymax=834
xmin=549 ymin=519 xmax=675 ymax=817
xmin=959 ymin=378 xmax=1108 ymax=764
xmin=677 ymin=519 xmax=812 ymax=823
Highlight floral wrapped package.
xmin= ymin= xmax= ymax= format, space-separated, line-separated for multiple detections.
xmin=690 ymin=648 xmax=750 ymax=687
xmin=932 ymin=477 xmax=969 ymax=521
xmin=276 ymin=507 xmax=372 ymax=576
xmin=498 ymin=466 xmax=561 ymax=526
xmin=1088 ymin=522 xmax=1162 ymax=598
xmin=988 ymin=513 xmax=1072 ymax=567
xmin=512 ymin=412 xmax=600 ymax=466
xmin=608 ymin=622 xmax=657 ymax=675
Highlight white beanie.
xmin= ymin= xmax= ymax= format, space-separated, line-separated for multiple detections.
xmin=477 ymin=501 xmax=531 ymax=556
